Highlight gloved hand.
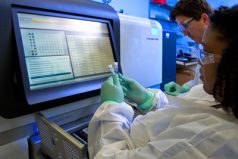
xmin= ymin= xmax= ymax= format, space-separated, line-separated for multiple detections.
xmin=118 ymin=74 xmax=155 ymax=112
xmin=164 ymin=81 xmax=190 ymax=96
xmin=101 ymin=74 xmax=124 ymax=103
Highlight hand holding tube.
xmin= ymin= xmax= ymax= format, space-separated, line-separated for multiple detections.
xmin=118 ymin=74 xmax=155 ymax=112
xmin=101 ymin=74 xmax=124 ymax=103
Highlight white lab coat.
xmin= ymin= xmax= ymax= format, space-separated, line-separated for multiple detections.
xmin=88 ymin=89 xmax=238 ymax=159
xmin=179 ymin=84 xmax=219 ymax=106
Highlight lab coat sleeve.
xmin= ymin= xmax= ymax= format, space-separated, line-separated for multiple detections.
xmin=88 ymin=101 xmax=172 ymax=159
xmin=88 ymin=102 xmax=135 ymax=159
xmin=148 ymin=88 xmax=169 ymax=109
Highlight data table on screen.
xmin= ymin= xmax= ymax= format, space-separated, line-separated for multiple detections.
xmin=67 ymin=34 xmax=115 ymax=77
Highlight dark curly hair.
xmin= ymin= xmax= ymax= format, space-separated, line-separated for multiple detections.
xmin=170 ymin=0 xmax=213 ymax=21
xmin=211 ymin=5 xmax=238 ymax=118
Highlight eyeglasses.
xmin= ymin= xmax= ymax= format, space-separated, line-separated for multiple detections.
xmin=198 ymin=50 xmax=221 ymax=65
xmin=179 ymin=17 xmax=195 ymax=32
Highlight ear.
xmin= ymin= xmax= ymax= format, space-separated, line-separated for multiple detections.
xmin=201 ymin=13 xmax=210 ymax=25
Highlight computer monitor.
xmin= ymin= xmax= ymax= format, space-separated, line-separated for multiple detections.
xmin=12 ymin=7 xmax=117 ymax=105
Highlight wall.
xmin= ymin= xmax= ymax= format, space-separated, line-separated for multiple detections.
xmin=92 ymin=0 xmax=149 ymax=18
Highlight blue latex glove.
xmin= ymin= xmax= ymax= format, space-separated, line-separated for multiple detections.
xmin=101 ymin=74 xmax=124 ymax=103
xmin=118 ymin=74 xmax=155 ymax=111
xmin=164 ymin=81 xmax=190 ymax=96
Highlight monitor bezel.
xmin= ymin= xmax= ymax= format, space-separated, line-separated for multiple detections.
xmin=12 ymin=7 xmax=118 ymax=105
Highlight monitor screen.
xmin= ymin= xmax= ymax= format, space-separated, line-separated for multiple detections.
xmin=12 ymin=8 xmax=117 ymax=105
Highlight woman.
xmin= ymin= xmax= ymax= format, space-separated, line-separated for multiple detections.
xmin=200 ymin=5 xmax=238 ymax=117
xmin=88 ymin=6 xmax=238 ymax=159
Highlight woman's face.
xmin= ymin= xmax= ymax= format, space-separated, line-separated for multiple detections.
xmin=200 ymin=25 xmax=228 ymax=94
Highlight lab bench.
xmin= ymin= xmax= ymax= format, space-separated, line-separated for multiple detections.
xmin=176 ymin=62 xmax=197 ymax=85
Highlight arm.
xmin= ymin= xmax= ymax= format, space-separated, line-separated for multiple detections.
xmin=118 ymin=74 xmax=169 ymax=113
xmin=88 ymin=102 xmax=135 ymax=159
xmin=88 ymin=87 xmax=171 ymax=159
xmin=147 ymin=88 xmax=169 ymax=109
xmin=88 ymin=74 xmax=174 ymax=158
xmin=88 ymin=102 xmax=238 ymax=159
xmin=88 ymin=101 xmax=174 ymax=159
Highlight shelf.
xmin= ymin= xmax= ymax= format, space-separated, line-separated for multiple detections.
xmin=150 ymin=3 xmax=174 ymax=10
xmin=150 ymin=17 xmax=177 ymax=24
xmin=176 ymin=60 xmax=197 ymax=66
